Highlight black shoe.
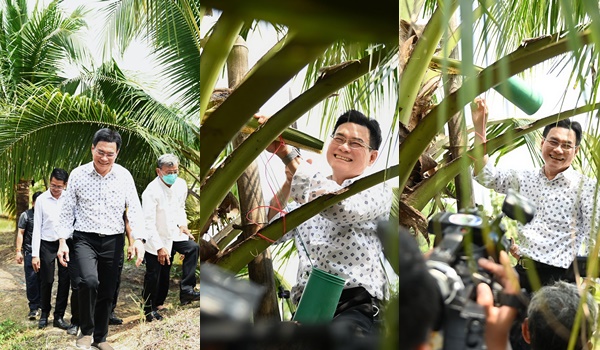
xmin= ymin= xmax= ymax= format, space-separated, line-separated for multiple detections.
xmin=28 ymin=310 xmax=39 ymax=320
xmin=180 ymin=290 xmax=200 ymax=305
xmin=38 ymin=317 xmax=48 ymax=329
xmin=67 ymin=324 xmax=78 ymax=336
xmin=145 ymin=310 xmax=163 ymax=322
xmin=53 ymin=317 xmax=70 ymax=330
xmin=108 ymin=313 xmax=123 ymax=325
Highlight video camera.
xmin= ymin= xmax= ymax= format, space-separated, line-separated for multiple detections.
xmin=427 ymin=189 xmax=535 ymax=350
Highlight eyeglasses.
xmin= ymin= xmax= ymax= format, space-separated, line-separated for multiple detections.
xmin=49 ymin=184 xmax=65 ymax=190
xmin=543 ymin=138 xmax=577 ymax=151
xmin=160 ymin=169 xmax=179 ymax=175
xmin=330 ymin=135 xmax=372 ymax=150
xmin=94 ymin=148 xmax=117 ymax=159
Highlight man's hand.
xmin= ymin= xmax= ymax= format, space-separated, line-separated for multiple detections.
xmin=32 ymin=256 xmax=41 ymax=272
xmin=470 ymin=97 xmax=488 ymax=131
xmin=15 ymin=251 xmax=23 ymax=264
xmin=254 ymin=114 xmax=288 ymax=155
xmin=477 ymin=251 xmax=520 ymax=350
xmin=180 ymin=226 xmax=195 ymax=241
xmin=57 ymin=239 xmax=70 ymax=267
xmin=127 ymin=241 xmax=136 ymax=261
xmin=509 ymin=238 xmax=521 ymax=259
xmin=132 ymin=239 xmax=145 ymax=267
xmin=157 ymin=247 xmax=171 ymax=266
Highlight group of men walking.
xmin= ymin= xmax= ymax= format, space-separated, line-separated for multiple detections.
xmin=15 ymin=128 xmax=199 ymax=350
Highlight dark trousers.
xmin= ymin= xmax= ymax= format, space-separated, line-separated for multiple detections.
xmin=332 ymin=287 xmax=381 ymax=336
xmin=66 ymin=238 xmax=80 ymax=326
xmin=23 ymin=251 xmax=41 ymax=312
xmin=39 ymin=240 xmax=70 ymax=318
xmin=111 ymin=246 xmax=124 ymax=314
xmin=73 ymin=231 xmax=123 ymax=343
xmin=155 ymin=240 xmax=200 ymax=306
xmin=142 ymin=252 xmax=171 ymax=314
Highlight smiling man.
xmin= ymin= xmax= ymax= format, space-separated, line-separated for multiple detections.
xmin=56 ymin=128 xmax=147 ymax=350
xmin=263 ymin=110 xmax=392 ymax=336
xmin=471 ymin=98 xmax=599 ymax=293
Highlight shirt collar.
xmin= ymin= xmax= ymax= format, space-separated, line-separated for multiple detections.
xmin=538 ymin=166 xmax=578 ymax=183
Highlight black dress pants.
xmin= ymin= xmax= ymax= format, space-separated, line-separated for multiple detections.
xmin=142 ymin=252 xmax=171 ymax=314
xmin=23 ymin=251 xmax=41 ymax=312
xmin=155 ymin=240 xmax=200 ymax=306
xmin=66 ymin=238 xmax=80 ymax=326
xmin=73 ymin=231 xmax=123 ymax=343
xmin=39 ymin=240 xmax=70 ymax=319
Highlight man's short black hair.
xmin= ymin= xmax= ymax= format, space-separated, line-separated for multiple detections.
xmin=50 ymin=168 xmax=69 ymax=183
xmin=333 ymin=110 xmax=383 ymax=150
xmin=399 ymin=228 xmax=442 ymax=349
xmin=32 ymin=191 xmax=43 ymax=203
xmin=542 ymin=118 xmax=582 ymax=145
xmin=93 ymin=128 xmax=122 ymax=150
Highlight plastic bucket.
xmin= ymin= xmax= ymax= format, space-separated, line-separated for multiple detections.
xmin=292 ymin=267 xmax=345 ymax=324
xmin=493 ymin=76 xmax=544 ymax=115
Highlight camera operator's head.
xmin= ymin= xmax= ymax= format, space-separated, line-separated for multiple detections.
xmin=399 ymin=228 xmax=442 ymax=350
xmin=523 ymin=281 xmax=597 ymax=350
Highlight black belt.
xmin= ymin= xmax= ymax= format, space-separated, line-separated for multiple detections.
xmin=517 ymin=257 xmax=565 ymax=270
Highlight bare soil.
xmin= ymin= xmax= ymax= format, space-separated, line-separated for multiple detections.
xmin=0 ymin=231 xmax=200 ymax=349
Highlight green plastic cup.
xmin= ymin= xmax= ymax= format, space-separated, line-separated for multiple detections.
xmin=493 ymin=76 xmax=544 ymax=115
xmin=292 ymin=268 xmax=345 ymax=324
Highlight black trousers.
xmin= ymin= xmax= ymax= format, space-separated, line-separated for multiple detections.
xmin=73 ymin=231 xmax=123 ymax=343
xmin=39 ymin=240 xmax=70 ymax=318
xmin=23 ymin=251 xmax=41 ymax=312
xmin=142 ymin=252 xmax=171 ymax=314
xmin=155 ymin=240 xmax=200 ymax=306
xmin=111 ymin=246 xmax=125 ymax=314
xmin=332 ymin=287 xmax=381 ymax=336
xmin=66 ymin=238 xmax=80 ymax=326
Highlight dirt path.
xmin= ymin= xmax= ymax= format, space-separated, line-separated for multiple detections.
xmin=0 ymin=232 xmax=200 ymax=349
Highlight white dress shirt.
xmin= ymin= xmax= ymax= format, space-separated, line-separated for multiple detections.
xmin=475 ymin=162 xmax=600 ymax=268
xmin=32 ymin=189 xmax=65 ymax=257
xmin=58 ymin=161 xmax=146 ymax=241
xmin=142 ymin=176 xmax=188 ymax=255
xmin=275 ymin=161 xmax=392 ymax=304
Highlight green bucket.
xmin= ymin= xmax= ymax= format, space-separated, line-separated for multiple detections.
xmin=292 ymin=267 xmax=345 ymax=324
xmin=493 ymin=76 xmax=544 ymax=115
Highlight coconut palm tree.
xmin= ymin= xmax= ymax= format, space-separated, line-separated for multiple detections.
xmin=0 ymin=0 xmax=88 ymax=217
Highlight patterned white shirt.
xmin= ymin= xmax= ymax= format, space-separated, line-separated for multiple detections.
xmin=475 ymin=162 xmax=599 ymax=268
xmin=58 ymin=161 xmax=146 ymax=241
xmin=142 ymin=176 xmax=188 ymax=255
xmin=32 ymin=189 xmax=65 ymax=257
xmin=276 ymin=161 xmax=392 ymax=304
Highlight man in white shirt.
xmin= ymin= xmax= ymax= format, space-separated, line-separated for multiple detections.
xmin=31 ymin=168 xmax=73 ymax=331
xmin=142 ymin=154 xmax=199 ymax=321
xmin=263 ymin=110 xmax=392 ymax=336
xmin=57 ymin=128 xmax=146 ymax=350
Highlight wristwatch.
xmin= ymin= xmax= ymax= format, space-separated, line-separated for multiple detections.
xmin=282 ymin=147 xmax=301 ymax=166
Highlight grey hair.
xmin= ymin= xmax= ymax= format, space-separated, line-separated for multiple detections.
xmin=527 ymin=281 xmax=597 ymax=350
xmin=157 ymin=153 xmax=179 ymax=168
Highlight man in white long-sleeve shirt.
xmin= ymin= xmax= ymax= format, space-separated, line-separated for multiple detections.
xmin=142 ymin=153 xmax=199 ymax=322
xmin=31 ymin=168 xmax=74 ymax=332
xmin=57 ymin=128 xmax=147 ymax=350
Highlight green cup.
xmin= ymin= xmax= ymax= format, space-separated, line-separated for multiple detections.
xmin=292 ymin=268 xmax=345 ymax=324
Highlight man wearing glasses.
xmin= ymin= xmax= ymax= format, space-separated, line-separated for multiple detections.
xmin=31 ymin=168 xmax=76 ymax=333
xmin=471 ymin=98 xmax=599 ymax=292
xmin=56 ymin=128 xmax=147 ymax=350
xmin=261 ymin=110 xmax=392 ymax=336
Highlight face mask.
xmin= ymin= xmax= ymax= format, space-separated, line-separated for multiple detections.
xmin=161 ymin=173 xmax=178 ymax=185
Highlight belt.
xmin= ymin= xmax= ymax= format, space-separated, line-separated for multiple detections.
xmin=518 ymin=257 xmax=564 ymax=270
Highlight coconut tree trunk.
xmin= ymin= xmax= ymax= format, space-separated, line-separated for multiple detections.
xmin=228 ymin=36 xmax=281 ymax=321
xmin=15 ymin=179 xmax=30 ymax=232
xmin=444 ymin=16 xmax=473 ymax=210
